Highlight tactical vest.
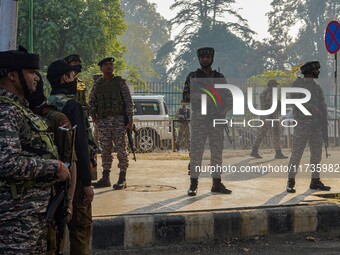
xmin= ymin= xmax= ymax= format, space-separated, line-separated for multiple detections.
xmin=0 ymin=96 xmax=58 ymax=160
xmin=95 ymin=76 xmax=124 ymax=118
xmin=48 ymin=94 xmax=73 ymax=112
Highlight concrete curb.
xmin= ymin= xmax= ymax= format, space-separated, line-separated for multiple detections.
xmin=91 ymin=204 xmax=340 ymax=251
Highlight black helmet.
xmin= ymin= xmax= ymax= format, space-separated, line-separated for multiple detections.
xmin=300 ymin=61 xmax=320 ymax=75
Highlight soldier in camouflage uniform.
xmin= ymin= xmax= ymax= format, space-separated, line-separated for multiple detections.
xmin=26 ymin=73 xmax=77 ymax=254
xmin=286 ymin=61 xmax=331 ymax=193
xmin=250 ymin=79 xmax=288 ymax=159
xmin=63 ymin=54 xmax=99 ymax=170
xmin=183 ymin=47 xmax=233 ymax=196
xmin=0 ymin=48 xmax=70 ymax=254
xmin=89 ymin=57 xmax=134 ymax=189
xmin=47 ymin=60 xmax=94 ymax=255
xmin=175 ymin=100 xmax=190 ymax=151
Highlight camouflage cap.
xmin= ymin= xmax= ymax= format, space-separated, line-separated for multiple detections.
xmin=63 ymin=54 xmax=82 ymax=63
xmin=98 ymin=57 xmax=115 ymax=66
xmin=300 ymin=61 xmax=320 ymax=74
xmin=197 ymin=47 xmax=215 ymax=57
xmin=0 ymin=46 xmax=39 ymax=70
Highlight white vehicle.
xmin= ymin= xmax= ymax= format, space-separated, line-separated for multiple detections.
xmin=132 ymin=95 xmax=172 ymax=152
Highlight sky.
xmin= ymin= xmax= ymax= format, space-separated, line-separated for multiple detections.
xmin=147 ymin=0 xmax=273 ymax=41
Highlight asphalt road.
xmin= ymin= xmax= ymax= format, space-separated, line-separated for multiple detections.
xmin=93 ymin=230 xmax=340 ymax=255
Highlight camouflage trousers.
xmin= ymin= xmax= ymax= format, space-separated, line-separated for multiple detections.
xmin=288 ymin=122 xmax=323 ymax=179
xmin=177 ymin=122 xmax=190 ymax=150
xmin=68 ymin=180 xmax=92 ymax=255
xmin=98 ymin=115 xmax=128 ymax=173
xmin=0 ymin=212 xmax=47 ymax=254
xmin=190 ymin=115 xmax=224 ymax=179
xmin=253 ymin=119 xmax=281 ymax=150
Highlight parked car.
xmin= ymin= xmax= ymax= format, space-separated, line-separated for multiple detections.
xmin=132 ymin=95 xmax=172 ymax=152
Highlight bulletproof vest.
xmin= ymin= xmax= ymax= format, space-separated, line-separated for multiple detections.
xmin=48 ymin=94 xmax=73 ymax=112
xmin=260 ymin=88 xmax=271 ymax=110
xmin=0 ymin=96 xmax=58 ymax=160
xmin=95 ymin=76 xmax=124 ymax=118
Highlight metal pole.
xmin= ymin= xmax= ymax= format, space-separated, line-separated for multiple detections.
xmin=335 ymin=53 xmax=338 ymax=146
xmin=0 ymin=0 xmax=19 ymax=50
xmin=29 ymin=0 xmax=34 ymax=52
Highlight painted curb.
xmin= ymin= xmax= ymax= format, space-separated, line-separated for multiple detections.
xmin=91 ymin=204 xmax=340 ymax=251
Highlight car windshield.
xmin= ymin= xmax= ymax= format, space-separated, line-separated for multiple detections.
xmin=140 ymin=101 xmax=160 ymax=115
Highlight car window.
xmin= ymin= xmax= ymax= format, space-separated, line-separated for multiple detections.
xmin=140 ymin=101 xmax=160 ymax=115
xmin=133 ymin=102 xmax=138 ymax=115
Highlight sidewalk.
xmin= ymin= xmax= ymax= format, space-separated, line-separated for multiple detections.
xmin=90 ymin=148 xmax=340 ymax=252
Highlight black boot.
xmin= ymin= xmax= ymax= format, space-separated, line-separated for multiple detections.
xmin=187 ymin=178 xmax=198 ymax=196
xmin=112 ymin=171 xmax=127 ymax=190
xmin=275 ymin=149 xmax=288 ymax=159
xmin=211 ymin=179 xmax=232 ymax=194
xmin=310 ymin=179 xmax=331 ymax=191
xmin=93 ymin=170 xmax=111 ymax=188
xmin=286 ymin=178 xmax=296 ymax=193
xmin=250 ymin=147 xmax=262 ymax=158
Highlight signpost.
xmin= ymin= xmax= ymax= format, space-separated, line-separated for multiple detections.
xmin=325 ymin=20 xmax=340 ymax=145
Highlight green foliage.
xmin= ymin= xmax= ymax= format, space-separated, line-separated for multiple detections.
xmin=267 ymin=0 xmax=340 ymax=77
xmin=160 ymin=0 xmax=256 ymax=81
xmin=120 ymin=0 xmax=171 ymax=81
xmin=17 ymin=0 xmax=126 ymax=71
xmin=247 ymin=65 xmax=301 ymax=87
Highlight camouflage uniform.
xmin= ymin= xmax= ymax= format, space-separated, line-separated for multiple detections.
xmin=288 ymin=77 xmax=326 ymax=178
xmin=184 ymin=68 xmax=233 ymax=180
xmin=286 ymin=61 xmax=330 ymax=193
xmin=175 ymin=105 xmax=190 ymax=150
xmin=89 ymin=74 xmax=133 ymax=188
xmin=0 ymin=89 xmax=60 ymax=254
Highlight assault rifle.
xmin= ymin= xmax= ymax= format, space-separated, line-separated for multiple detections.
xmin=320 ymin=115 xmax=330 ymax=158
xmin=46 ymin=125 xmax=76 ymax=255
xmin=124 ymin=114 xmax=137 ymax=162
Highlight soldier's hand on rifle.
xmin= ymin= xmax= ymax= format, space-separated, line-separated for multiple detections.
xmin=55 ymin=161 xmax=71 ymax=182
xmin=83 ymin=186 xmax=94 ymax=204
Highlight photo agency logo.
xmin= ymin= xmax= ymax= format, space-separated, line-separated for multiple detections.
xmin=191 ymin=78 xmax=312 ymax=128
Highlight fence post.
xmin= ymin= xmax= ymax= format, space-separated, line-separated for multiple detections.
xmin=232 ymin=125 xmax=236 ymax=150
xmin=171 ymin=119 xmax=176 ymax=152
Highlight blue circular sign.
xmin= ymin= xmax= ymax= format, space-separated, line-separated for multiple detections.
xmin=325 ymin=20 xmax=340 ymax=54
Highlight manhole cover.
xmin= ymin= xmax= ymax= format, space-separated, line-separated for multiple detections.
xmin=126 ymin=185 xmax=176 ymax=192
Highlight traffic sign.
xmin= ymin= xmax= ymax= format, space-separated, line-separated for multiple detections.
xmin=325 ymin=20 xmax=340 ymax=54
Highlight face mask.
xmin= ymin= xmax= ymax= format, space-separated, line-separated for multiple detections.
xmin=73 ymin=64 xmax=82 ymax=73
xmin=64 ymin=79 xmax=77 ymax=95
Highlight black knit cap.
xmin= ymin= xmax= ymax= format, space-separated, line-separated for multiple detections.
xmin=27 ymin=71 xmax=46 ymax=110
xmin=0 ymin=46 xmax=39 ymax=70
xmin=63 ymin=54 xmax=82 ymax=63
xmin=98 ymin=57 xmax=114 ymax=66
xmin=300 ymin=61 xmax=320 ymax=74
xmin=196 ymin=47 xmax=215 ymax=57
xmin=47 ymin=60 xmax=77 ymax=83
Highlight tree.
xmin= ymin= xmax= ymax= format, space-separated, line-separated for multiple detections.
xmin=160 ymin=0 xmax=256 ymax=81
xmin=267 ymin=0 xmax=340 ymax=77
xmin=120 ymin=0 xmax=171 ymax=81
xmin=17 ymin=0 xmax=126 ymax=70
